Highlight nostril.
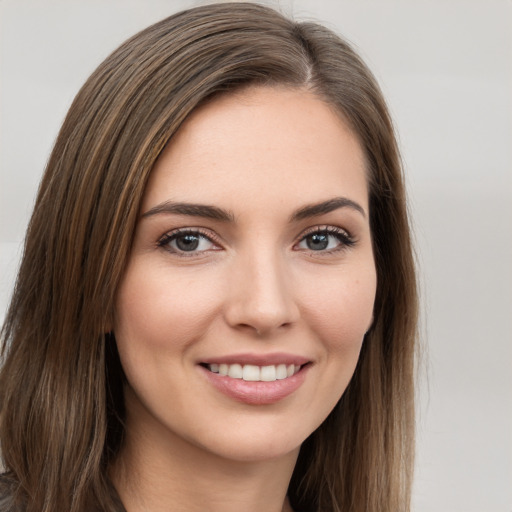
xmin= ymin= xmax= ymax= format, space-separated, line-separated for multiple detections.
xmin=223 ymin=266 xmax=300 ymax=334
xmin=236 ymin=320 xmax=294 ymax=337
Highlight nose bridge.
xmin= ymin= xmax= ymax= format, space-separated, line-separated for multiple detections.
xmin=224 ymin=242 xmax=298 ymax=335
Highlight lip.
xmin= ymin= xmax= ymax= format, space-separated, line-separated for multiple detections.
xmin=198 ymin=357 xmax=311 ymax=406
xmin=200 ymin=352 xmax=311 ymax=367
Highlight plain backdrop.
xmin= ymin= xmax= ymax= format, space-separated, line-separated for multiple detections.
xmin=1 ymin=1 xmax=511 ymax=511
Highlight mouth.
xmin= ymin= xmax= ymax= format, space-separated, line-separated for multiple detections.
xmin=200 ymin=362 xmax=305 ymax=382
xmin=198 ymin=356 xmax=311 ymax=405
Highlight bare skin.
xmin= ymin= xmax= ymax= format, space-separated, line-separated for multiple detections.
xmin=112 ymin=86 xmax=376 ymax=512
xmin=112 ymin=385 xmax=297 ymax=512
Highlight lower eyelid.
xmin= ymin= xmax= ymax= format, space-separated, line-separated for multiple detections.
xmin=294 ymin=227 xmax=356 ymax=252
xmin=157 ymin=227 xmax=355 ymax=254
xmin=157 ymin=229 xmax=220 ymax=253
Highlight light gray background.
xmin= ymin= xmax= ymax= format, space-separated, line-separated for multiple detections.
xmin=1 ymin=1 xmax=511 ymax=511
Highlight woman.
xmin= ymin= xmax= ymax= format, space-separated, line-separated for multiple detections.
xmin=0 ymin=3 xmax=417 ymax=512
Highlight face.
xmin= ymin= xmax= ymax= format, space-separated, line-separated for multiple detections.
xmin=114 ymin=86 xmax=376 ymax=463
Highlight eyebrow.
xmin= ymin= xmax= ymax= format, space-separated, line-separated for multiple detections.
xmin=141 ymin=196 xmax=366 ymax=222
xmin=290 ymin=197 xmax=366 ymax=221
xmin=141 ymin=201 xmax=235 ymax=222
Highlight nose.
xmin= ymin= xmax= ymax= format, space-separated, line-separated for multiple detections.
xmin=223 ymin=248 xmax=299 ymax=336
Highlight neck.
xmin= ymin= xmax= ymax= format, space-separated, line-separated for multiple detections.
xmin=111 ymin=391 xmax=298 ymax=512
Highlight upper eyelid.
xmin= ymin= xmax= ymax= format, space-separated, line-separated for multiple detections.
xmin=160 ymin=227 xmax=218 ymax=239
xmin=293 ymin=227 xmax=356 ymax=256
xmin=157 ymin=224 xmax=355 ymax=251
xmin=297 ymin=224 xmax=353 ymax=239
xmin=291 ymin=225 xmax=356 ymax=255
xmin=158 ymin=227 xmax=222 ymax=248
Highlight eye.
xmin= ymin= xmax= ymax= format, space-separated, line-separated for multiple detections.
xmin=158 ymin=229 xmax=219 ymax=255
xmin=296 ymin=227 xmax=355 ymax=253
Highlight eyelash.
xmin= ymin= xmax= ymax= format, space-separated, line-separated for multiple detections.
xmin=296 ymin=226 xmax=356 ymax=255
xmin=157 ymin=228 xmax=221 ymax=257
xmin=157 ymin=226 xmax=356 ymax=257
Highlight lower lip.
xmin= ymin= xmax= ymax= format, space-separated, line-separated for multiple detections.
xmin=199 ymin=365 xmax=309 ymax=405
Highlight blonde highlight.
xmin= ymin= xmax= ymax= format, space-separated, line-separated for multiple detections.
xmin=1 ymin=4 xmax=417 ymax=511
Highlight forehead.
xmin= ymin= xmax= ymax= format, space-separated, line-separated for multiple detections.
xmin=142 ymin=86 xmax=368 ymax=213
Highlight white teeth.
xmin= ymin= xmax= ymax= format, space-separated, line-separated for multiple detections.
xmin=242 ymin=364 xmax=260 ymax=381
xmin=276 ymin=364 xmax=288 ymax=380
xmin=206 ymin=362 xmax=302 ymax=381
xmin=260 ymin=365 xmax=276 ymax=381
xmin=228 ymin=363 xmax=243 ymax=379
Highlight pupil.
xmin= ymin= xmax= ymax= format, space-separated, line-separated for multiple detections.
xmin=307 ymin=233 xmax=328 ymax=250
xmin=176 ymin=234 xmax=199 ymax=251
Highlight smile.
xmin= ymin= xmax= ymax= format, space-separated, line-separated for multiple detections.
xmin=199 ymin=356 xmax=311 ymax=405
xmin=205 ymin=363 xmax=302 ymax=382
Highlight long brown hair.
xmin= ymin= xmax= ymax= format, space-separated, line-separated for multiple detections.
xmin=0 ymin=3 xmax=417 ymax=511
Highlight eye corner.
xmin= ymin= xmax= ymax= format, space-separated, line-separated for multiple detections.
xmin=156 ymin=227 xmax=223 ymax=257
xmin=294 ymin=225 xmax=357 ymax=255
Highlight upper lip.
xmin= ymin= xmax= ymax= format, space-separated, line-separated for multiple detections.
xmin=199 ymin=352 xmax=311 ymax=366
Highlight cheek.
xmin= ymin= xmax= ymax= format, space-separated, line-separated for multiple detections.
xmin=298 ymin=265 xmax=376 ymax=354
xmin=293 ymin=265 xmax=376 ymax=428
xmin=114 ymin=262 xmax=219 ymax=357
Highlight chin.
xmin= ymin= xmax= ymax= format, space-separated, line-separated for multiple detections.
xmin=199 ymin=431 xmax=304 ymax=463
